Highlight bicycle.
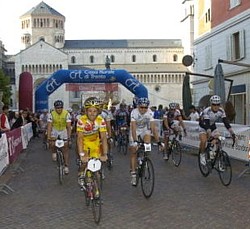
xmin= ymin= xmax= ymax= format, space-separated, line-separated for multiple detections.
xmin=198 ymin=135 xmax=235 ymax=186
xmin=116 ymin=125 xmax=129 ymax=155
xmin=79 ymin=158 xmax=103 ymax=224
xmin=51 ymin=136 xmax=67 ymax=185
xmin=106 ymin=138 xmax=114 ymax=170
xmin=164 ymin=131 xmax=182 ymax=167
xmin=134 ymin=138 xmax=155 ymax=198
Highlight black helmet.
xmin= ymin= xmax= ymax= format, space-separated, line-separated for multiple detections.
xmin=54 ymin=100 xmax=64 ymax=108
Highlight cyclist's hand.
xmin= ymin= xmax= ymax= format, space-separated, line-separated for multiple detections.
xmin=100 ymin=154 xmax=108 ymax=162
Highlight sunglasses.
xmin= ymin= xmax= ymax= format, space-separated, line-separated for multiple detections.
xmin=212 ymin=104 xmax=220 ymax=106
xmin=139 ymin=106 xmax=148 ymax=109
xmin=55 ymin=106 xmax=63 ymax=109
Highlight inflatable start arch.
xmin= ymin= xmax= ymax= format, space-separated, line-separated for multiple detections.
xmin=35 ymin=69 xmax=148 ymax=111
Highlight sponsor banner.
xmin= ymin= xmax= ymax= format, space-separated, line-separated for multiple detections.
xmin=21 ymin=123 xmax=33 ymax=149
xmin=182 ymin=121 xmax=250 ymax=161
xmin=155 ymin=120 xmax=250 ymax=161
xmin=6 ymin=128 xmax=23 ymax=164
xmin=66 ymin=83 xmax=118 ymax=92
xmin=0 ymin=134 xmax=9 ymax=175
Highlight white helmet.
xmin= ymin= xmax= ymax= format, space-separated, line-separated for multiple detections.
xmin=210 ymin=95 xmax=221 ymax=105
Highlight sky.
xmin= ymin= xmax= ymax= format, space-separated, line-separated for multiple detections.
xmin=0 ymin=0 xmax=184 ymax=55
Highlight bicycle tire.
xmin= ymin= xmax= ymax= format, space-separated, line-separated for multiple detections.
xmin=217 ymin=150 xmax=232 ymax=186
xmin=121 ymin=136 xmax=128 ymax=155
xmin=198 ymin=150 xmax=210 ymax=177
xmin=107 ymin=152 xmax=113 ymax=170
xmin=57 ymin=150 xmax=64 ymax=185
xmin=141 ymin=158 xmax=155 ymax=198
xmin=91 ymin=173 xmax=102 ymax=224
xmin=171 ymin=140 xmax=182 ymax=167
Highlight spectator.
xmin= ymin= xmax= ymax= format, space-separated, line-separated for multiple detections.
xmin=11 ymin=109 xmax=31 ymax=129
xmin=187 ymin=105 xmax=200 ymax=121
xmin=0 ymin=105 xmax=11 ymax=133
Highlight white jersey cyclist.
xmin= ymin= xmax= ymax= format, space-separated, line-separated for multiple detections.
xmin=129 ymin=104 xmax=154 ymax=145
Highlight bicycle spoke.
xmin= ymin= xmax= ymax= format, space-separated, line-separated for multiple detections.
xmin=171 ymin=141 xmax=182 ymax=167
xmin=218 ymin=151 xmax=232 ymax=186
xmin=198 ymin=150 xmax=210 ymax=177
xmin=91 ymin=173 xmax=102 ymax=224
xmin=141 ymin=158 xmax=155 ymax=198
xmin=57 ymin=151 xmax=64 ymax=185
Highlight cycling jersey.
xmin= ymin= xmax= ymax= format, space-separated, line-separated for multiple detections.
xmin=47 ymin=110 xmax=71 ymax=131
xmin=163 ymin=109 xmax=181 ymax=129
xmin=77 ymin=114 xmax=107 ymax=158
xmin=199 ymin=107 xmax=231 ymax=131
xmin=130 ymin=108 xmax=154 ymax=130
xmin=115 ymin=109 xmax=129 ymax=127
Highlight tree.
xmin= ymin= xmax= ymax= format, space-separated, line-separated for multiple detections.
xmin=0 ymin=69 xmax=12 ymax=105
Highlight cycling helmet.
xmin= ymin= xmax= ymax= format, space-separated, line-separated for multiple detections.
xmin=67 ymin=108 xmax=73 ymax=113
xmin=54 ymin=100 xmax=64 ymax=108
xmin=210 ymin=95 xmax=221 ymax=105
xmin=169 ymin=102 xmax=176 ymax=109
xmin=137 ymin=97 xmax=150 ymax=107
xmin=84 ymin=97 xmax=100 ymax=109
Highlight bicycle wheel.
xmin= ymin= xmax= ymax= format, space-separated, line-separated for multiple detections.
xmin=107 ymin=152 xmax=113 ymax=170
xmin=198 ymin=150 xmax=210 ymax=177
xmin=57 ymin=150 xmax=64 ymax=185
xmin=217 ymin=151 xmax=232 ymax=186
xmin=141 ymin=158 xmax=155 ymax=198
xmin=91 ymin=173 xmax=102 ymax=224
xmin=121 ymin=136 xmax=128 ymax=155
xmin=171 ymin=140 xmax=182 ymax=167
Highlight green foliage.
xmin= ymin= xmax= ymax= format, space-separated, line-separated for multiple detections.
xmin=0 ymin=69 xmax=12 ymax=105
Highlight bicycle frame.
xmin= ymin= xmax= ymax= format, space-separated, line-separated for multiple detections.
xmin=82 ymin=158 xmax=102 ymax=224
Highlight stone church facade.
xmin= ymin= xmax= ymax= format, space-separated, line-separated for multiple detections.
xmin=12 ymin=1 xmax=188 ymax=111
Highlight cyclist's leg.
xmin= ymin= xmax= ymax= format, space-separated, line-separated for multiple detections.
xmin=129 ymin=131 xmax=138 ymax=185
xmin=163 ymin=129 xmax=170 ymax=159
xmin=199 ymin=130 xmax=207 ymax=165
xmin=60 ymin=130 xmax=70 ymax=174
xmin=50 ymin=129 xmax=57 ymax=161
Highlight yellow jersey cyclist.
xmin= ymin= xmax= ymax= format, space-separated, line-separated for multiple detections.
xmin=77 ymin=97 xmax=108 ymax=186
xmin=47 ymin=100 xmax=72 ymax=174
xmin=129 ymin=97 xmax=164 ymax=186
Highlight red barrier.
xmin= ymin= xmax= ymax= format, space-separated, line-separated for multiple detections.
xmin=5 ymin=128 xmax=23 ymax=163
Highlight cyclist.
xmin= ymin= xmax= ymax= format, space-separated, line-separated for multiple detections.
xmin=129 ymin=97 xmax=164 ymax=186
xmin=39 ymin=109 xmax=49 ymax=144
xmin=47 ymin=100 xmax=72 ymax=174
xmin=162 ymin=102 xmax=187 ymax=160
xmin=77 ymin=97 xmax=108 ymax=185
xmin=115 ymin=102 xmax=130 ymax=144
xmin=199 ymin=95 xmax=236 ymax=165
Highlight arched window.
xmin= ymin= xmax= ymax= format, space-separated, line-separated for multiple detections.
xmin=110 ymin=55 xmax=115 ymax=63
xmin=132 ymin=55 xmax=136 ymax=62
xmin=90 ymin=56 xmax=94 ymax=63
xmin=173 ymin=54 xmax=178 ymax=62
xmin=153 ymin=55 xmax=157 ymax=62
xmin=71 ymin=56 xmax=76 ymax=64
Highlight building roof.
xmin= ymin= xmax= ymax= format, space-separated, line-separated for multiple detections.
xmin=20 ymin=1 xmax=64 ymax=18
xmin=68 ymin=63 xmax=188 ymax=73
xmin=64 ymin=39 xmax=183 ymax=49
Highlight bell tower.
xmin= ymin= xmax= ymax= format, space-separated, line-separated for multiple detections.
xmin=20 ymin=1 xmax=65 ymax=50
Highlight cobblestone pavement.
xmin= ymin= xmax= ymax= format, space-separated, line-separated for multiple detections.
xmin=1 ymin=137 xmax=250 ymax=229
